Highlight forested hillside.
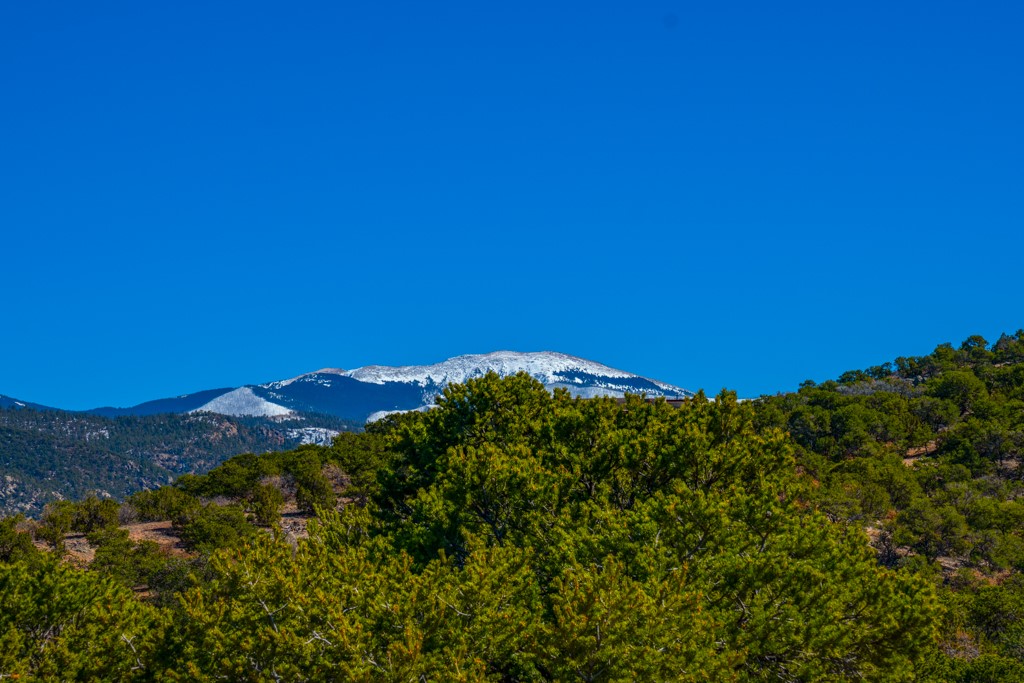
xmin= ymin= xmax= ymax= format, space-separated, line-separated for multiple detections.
xmin=1 ymin=332 xmax=1023 ymax=680
xmin=754 ymin=331 xmax=1024 ymax=680
xmin=0 ymin=409 xmax=358 ymax=515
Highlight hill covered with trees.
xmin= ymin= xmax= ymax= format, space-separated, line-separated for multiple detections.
xmin=753 ymin=331 xmax=1024 ymax=679
xmin=0 ymin=408 xmax=358 ymax=515
xmin=2 ymin=331 xmax=1023 ymax=680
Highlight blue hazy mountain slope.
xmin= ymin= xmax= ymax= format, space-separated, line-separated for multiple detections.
xmin=0 ymin=395 xmax=56 ymax=411
xmin=87 ymin=388 xmax=237 ymax=417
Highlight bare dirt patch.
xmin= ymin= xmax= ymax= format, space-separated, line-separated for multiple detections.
xmin=903 ymin=440 xmax=938 ymax=466
xmin=63 ymin=533 xmax=96 ymax=566
xmin=125 ymin=520 xmax=191 ymax=558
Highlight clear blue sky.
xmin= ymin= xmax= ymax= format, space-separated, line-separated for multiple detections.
xmin=2 ymin=1 xmax=1022 ymax=409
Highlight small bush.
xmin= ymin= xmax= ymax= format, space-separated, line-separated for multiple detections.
xmin=295 ymin=473 xmax=335 ymax=514
xmin=71 ymin=496 xmax=120 ymax=533
xmin=87 ymin=527 xmax=167 ymax=588
xmin=129 ymin=487 xmax=201 ymax=522
xmin=248 ymin=483 xmax=285 ymax=527
xmin=173 ymin=503 xmax=255 ymax=553
xmin=36 ymin=501 xmax=76 ymax=552
xmin=0 ymin=514 xmax=40 ymax=564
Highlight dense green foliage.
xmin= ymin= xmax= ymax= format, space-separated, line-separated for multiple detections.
xmin=756 ymin=331 xmax=1024 ymax=681
xmin=2 ymin=333 xmax=1024 ymax=680
xmin=0 ymin=556 xmax=157 ymax=679
xmin=0 ymin=407 xmax=358 ymax=515
xmin=0 ymin=514 xmax=40 ymax=565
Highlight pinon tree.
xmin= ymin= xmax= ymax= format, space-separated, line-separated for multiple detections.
xmin=0 ymin=556 xmax=158 ymax=680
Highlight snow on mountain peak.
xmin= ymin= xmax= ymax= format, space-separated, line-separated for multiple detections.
xmin=190 ymin=387 xmax=293 ymax=417
xmin=344 ymin=351 xmax=651 ymax=387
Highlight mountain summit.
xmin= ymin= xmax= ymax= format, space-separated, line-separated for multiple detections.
xmin=92 ymin=351 xmax=693 ymax=422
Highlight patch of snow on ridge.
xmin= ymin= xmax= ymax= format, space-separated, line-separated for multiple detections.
xmin=546 ymin=384 xmax=628 ymax=399
xmin=286 ymin=427 xmax=340 ymax=446
xmin=366 ymin=405 xmax=434 ymax=423
xmin=190 ymin=387 xmax=293 ymax=417
xmin=345 ymin=351 xmax=640 ymax=387
xmin=261 ymin=368 xmax=348 ymax=390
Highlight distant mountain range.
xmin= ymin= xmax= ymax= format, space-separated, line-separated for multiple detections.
xmin=0 ymin=352 xmax=691 ymax=515
xmin=4 ymin=352 xmax=693 ymax=424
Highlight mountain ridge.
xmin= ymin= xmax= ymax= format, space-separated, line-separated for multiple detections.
xmin=189 ymin=351 xmax=692 ymax=422
xmin=8 ymin=352 xmax=693 ymax=423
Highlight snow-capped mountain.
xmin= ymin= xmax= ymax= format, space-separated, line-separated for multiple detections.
xmin=87 ymin=352 xmax=693 ymax=422
xmin=342 ymin=351 xmax=683 ymax=390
